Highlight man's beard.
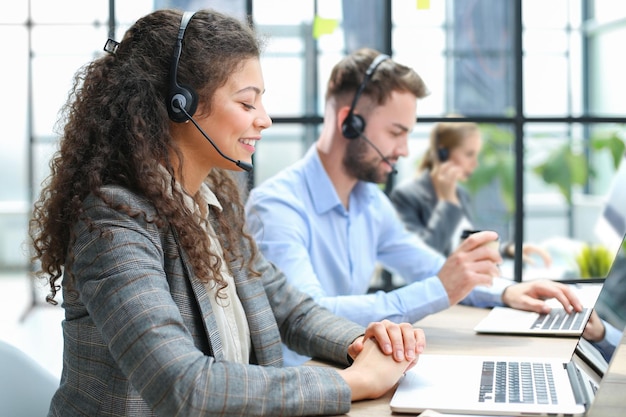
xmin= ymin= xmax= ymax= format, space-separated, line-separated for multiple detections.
xmin=343 ymin=137 xmax=389 ymax=184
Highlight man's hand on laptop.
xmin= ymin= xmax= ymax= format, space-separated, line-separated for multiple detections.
xmin=500 ymin=279 xmax=584 ymax=314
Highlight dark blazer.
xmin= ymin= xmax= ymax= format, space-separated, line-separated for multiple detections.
xmin=390 ymin=170 xmax=473 ymax=256
xmin=48 ymin=185 xmax=363 ymax=417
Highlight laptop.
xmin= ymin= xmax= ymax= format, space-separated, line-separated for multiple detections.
xmin=390 ymin=267 xmax=625 ymax=416
xmin=474 ymin=155 xmax=626 ymax=337
xmin=473 ymin=235 xmax=623 ymax=337
xmin=472 ymin=274 xmax=606 ymax=337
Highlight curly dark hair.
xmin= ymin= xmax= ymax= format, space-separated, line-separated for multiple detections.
xmin=29 ymin=8 xmax=263 ymax=304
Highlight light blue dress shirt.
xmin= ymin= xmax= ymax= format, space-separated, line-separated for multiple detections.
xmin=245 ymin=145 xmax=510 ymax=365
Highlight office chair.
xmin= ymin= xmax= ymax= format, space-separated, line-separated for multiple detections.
xmin=0 ymin=340 xmax=59 ymax=417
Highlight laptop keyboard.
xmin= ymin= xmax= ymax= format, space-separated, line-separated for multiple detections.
xmin=479 ymin=361 xmax=558 ymax=404
xmin=531 ymin=308 xmax=589 ymax=331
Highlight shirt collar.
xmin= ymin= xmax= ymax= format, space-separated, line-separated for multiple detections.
xmin=302 ymin=144 xmax=375 ymax=216
xmin=198 ymin=181 xmax=223 ymax=213
xmin=157 ymin=163 xmax=223 ymax=214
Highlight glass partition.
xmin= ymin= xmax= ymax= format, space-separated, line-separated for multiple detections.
xmin=2 ymin=0 xmax=626 ymax=285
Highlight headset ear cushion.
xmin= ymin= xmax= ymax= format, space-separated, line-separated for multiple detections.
xmin=167 ymin=84 xmax=198 ymax=123
xmin=437 ymin=147 xmax=449 ymax=162
xmin=342 ymin=114 xmax=365 ymax=140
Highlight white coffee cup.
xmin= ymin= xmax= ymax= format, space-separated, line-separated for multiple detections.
xmin=459 ymin=229 xmax=499 ymax=251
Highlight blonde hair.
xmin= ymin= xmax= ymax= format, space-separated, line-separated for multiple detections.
xmin=419 ymin=120 xmax=480 ymax=171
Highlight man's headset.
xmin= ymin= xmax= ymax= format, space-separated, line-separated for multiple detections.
xmin=341 ymin=53 xmax=397 ymax=174
xmin=341 ymin=53 xmax=390 ymax=140
xmin=165 ymin=11 xmax=253 ymax=172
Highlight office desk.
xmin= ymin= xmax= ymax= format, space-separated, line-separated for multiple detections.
xmin=316 ymin=305 xmax=626 ymax=416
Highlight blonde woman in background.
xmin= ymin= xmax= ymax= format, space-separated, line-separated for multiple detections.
xmin=390 ymin=120 xmax=551 ymax=265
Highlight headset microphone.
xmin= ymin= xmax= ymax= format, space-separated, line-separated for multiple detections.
xmin=359 ymin=133 xmax=398 ymax=175
xmin=174 ymin=100 xmax=253 ymax=172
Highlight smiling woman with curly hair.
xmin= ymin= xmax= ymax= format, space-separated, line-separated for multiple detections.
xmin=29 ymin=8 xmax=423 ymax=417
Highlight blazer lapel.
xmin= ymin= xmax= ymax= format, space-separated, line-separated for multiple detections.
xmin=230 ymin=261 xmax=283 ymax=367
xmin=173 ymin=225 xmax=282 ymax=366
xmin=171 ymin=227 xmax=225 ymax=361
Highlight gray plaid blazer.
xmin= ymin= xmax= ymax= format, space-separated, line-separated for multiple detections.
xmin=48 ymin=185 xmax=364 ymax=417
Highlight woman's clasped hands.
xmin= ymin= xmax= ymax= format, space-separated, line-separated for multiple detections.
xmin=339 ymin=320 xmax=425 ymax=400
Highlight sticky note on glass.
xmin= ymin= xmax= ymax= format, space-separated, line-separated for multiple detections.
xmin=312 ymin=15 xmax=338 ymax=39
xmin=417 ymin=0 xmax=430 ymax=9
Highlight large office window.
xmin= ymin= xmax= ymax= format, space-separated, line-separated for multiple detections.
xmin=2 ymin=0 xmax=625 ymax=287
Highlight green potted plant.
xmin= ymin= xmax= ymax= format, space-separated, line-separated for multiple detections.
xmin=532 ymin=126 xmax=625 ymax=204
xmin=464 ymin=124 xmax=625 ymax=208
xmin=464 ymin=123 xmax=516 ymax=214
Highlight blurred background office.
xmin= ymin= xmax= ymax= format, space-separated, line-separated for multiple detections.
xmin=1 ymin=0 xmax=625 ymax=380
